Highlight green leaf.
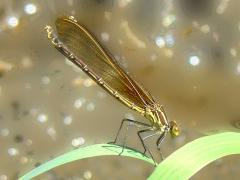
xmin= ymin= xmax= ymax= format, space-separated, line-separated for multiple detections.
xmin=148 ymin=132 xmax=240 ymax=180
xmin=19 ymin=132 xmax=240 ymax=180
xmin=19 ymin=144 xmax=154 ymax=180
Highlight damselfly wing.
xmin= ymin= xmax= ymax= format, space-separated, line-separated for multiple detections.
xmin=45 ymin=16 xmax=180 ymax=161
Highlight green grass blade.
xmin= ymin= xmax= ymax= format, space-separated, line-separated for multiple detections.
xmin=19 ymin=144 xmax=154 ymax=180
xmin=19 ymin=132 xmax=240 ymax=180
xmin=148 ymin=132 xmax=240 ymax=180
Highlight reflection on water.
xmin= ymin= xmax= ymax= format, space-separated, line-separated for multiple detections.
xmin=0 ymin=0 xmax=240 ymax=179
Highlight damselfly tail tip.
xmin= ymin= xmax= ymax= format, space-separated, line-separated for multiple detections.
xmin=44 ymin=25 xmax=59 ymax=46
xmin=68 ymin=16 xmax=77 ymax=22
xmin=44 ymin=25 xmax=54 ymax=39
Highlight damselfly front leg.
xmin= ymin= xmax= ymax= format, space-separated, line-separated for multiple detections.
xmin=156 ymin=131 xmax=167 ymax=160
xmin=137 ymin=129 xmax=163 ymax=165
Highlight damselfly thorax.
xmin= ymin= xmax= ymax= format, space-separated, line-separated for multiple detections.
xmin=45 ymin=16 xmax=180 ymax=162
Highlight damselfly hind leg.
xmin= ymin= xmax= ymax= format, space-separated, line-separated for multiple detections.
xmin=108 ymin=118 xmax=149 ymax=155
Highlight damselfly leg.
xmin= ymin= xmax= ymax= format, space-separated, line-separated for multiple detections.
xmin=156 ymin=131 xmax=167 ymax=160
xmin=109 ymin=118 xmax=161 ymax=165
xmin=110 ymin=119 xmax=151 ymax=143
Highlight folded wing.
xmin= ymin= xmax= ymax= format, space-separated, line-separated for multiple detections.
xmin=54 ymin=17 xmax=155 ymax=113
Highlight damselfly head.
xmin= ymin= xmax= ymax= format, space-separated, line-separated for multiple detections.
xmin=169 ymin=120 xmax=180 ymax=137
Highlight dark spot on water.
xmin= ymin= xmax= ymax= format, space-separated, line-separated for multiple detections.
xmin=26 ymin=150 xmax=34 ymax=156
xmin=14 ymin=134 xmax=24 ymax=143
xmin=22 ymin=110 xmax=30 ymax=116
xmin=0 ymin=71 xmax=4 ymax=78
xmin=210 ymin=46 xmax=226 ymax=70
xmin=178 ymin=0 xmax=214 ymax=18
xmin=11 ymin=172 xmax=19 ymax=180
xmin=11 ymin=101 xmax=20 ymax=109
xmin=10 ymin=100 xmax=20 ymax=120
xmin=54 ymin=69 xmax=61 ymax=74
xmin=34 ymin=162 xmax=41 ymax=167
xmin=231 ymin=119 xmax=240 ymax=129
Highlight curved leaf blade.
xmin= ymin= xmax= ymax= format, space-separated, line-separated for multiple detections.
xmin=19 ymin=144 xmax=154 ymax=180
xmin=148 ymin=132 xmax=240 ymax=180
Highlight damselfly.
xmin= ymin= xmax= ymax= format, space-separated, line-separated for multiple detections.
xmin=45 ymin=16 xmax=180 ymax=162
